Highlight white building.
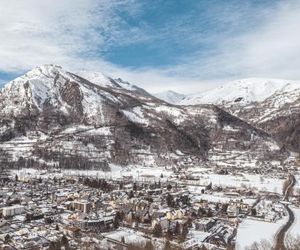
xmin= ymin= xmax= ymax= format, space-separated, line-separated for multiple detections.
xmin=73 ymin=200 xmax=91 ymax=214
xmin=2 ymin=205 xmax=25 ymax=217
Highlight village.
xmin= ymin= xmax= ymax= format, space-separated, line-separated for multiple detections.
xmin=0 ymin=166 xmax=299 ymax=250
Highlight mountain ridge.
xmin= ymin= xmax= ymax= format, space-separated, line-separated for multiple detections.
xmin=180 ymin=78 xmax=300 ymax=106
xmin=0 ymin=65 xmax=292 ymax=170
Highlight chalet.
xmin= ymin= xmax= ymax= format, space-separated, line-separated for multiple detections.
xmin=166 ymin=209 xmax=185 ymax=220
xmin=226 ymin=204 xmax=239 ymax=217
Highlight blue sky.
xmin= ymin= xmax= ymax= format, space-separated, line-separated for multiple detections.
xmin=0 ymin=0 xmax=300 ymax=93
xmin=102 ymin=0 xmax=274 ymax=67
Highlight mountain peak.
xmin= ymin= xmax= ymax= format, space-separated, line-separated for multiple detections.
xmin=26 ymin=64 xmax=65 ymax=76
xmin=5 ymin=64 xmax=71 ymax=91
xmin=0 ymin=64 xmax=79 ymax=117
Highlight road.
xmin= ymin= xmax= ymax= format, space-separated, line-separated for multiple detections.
xmin=274 ymin=175 xmax=296 ymax=250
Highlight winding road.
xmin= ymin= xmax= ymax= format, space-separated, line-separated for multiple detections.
xmin=274 ymin=175 xmax=296 ymax=250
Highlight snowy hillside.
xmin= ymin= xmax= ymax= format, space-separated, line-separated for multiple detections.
xmin=180 ymin=78 xmax=300 ymax=106
xmin=226 ymin=84 xmax=300 ymax=152
xmin=0 ymin=65 xmax=292 ymax=169
xmin=178 ymin=77 xmax=300 ymax=152
xmin=154 ymin=90 xmax=185 ymax=104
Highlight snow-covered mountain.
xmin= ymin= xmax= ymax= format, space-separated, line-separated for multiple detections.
xmin=0 ymin=66 xmax=290 ymax=170
xmin=179 ymin=78 xmax=300 ymax=152
xmin=154 ymin=90 xmax=185 ymax=104
xmin=227 ymin=85 xmax=300 ymax=152
xmin=180 ymin=78 xmax=300 ymax=107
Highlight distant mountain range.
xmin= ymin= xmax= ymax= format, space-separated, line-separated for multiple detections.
xmin=154 ymin=90 xmax=186 ymax=104
xmin=155 ymin=78 xmax=300 ymax=106
xmin=0 ymin=65 xmax=291 ymax=170
xmin=162 ymin=78 xmax=300 ymax=153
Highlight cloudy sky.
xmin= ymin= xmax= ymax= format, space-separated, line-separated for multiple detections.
xmin=0 ymin=0 xmax=299 ymax=93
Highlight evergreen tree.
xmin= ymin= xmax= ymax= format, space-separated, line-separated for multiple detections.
xmin=174 ymin=222 xmax=181 ymax=236
xmin=152 ymin=223 xmax=163 ymax=237
xmin=121 ymin=236 xmax=125 ymax=244
xmin=4 ymin=234 xmax=11 ymax=244
xmin=114 ymin=212 xmax=121 ymax=229
xmin=206 ymin=182 xmax=212 ymax=190
xmin=182 ymin=223 xmax=189 ymax=238
xmin=166 ymin=229 xmax=173 ymax=240
xmin=133 ymin=182 xmax=137 ymax=191
xmin=61 ymin=235 xmax=69 ymax=249
xmin=164 ymin=240 xmax=172 ymax=250
xmin=199 ymin=245 xmax=208 ymax=250
xmin=166 ymin=193 xmax=174 ymax=207
xmin=145 ymin=241 xmax=154 ymax=250
xmin=251 ymin=208 xmax=257 ymax=216
xmin=48 ymin=241 xmax=61 ymax=250
xmin=128 ymin=190 xmax=134 ymax=199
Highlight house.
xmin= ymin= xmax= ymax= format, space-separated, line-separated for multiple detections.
xmin=140 ymin=174 xmax=156 ymax=183
xmin=227 ymin=199 xmax=250 ymax=217
xmin=51 ymin=192 xmax=68 ymax=203
xmin=152 ymin=217 xmax=170 ymax=232
xmin=77 ymin=215 xmax=114 ymax=231
xmin=195 ymin=218 xmax=216 ymax=232
xmin=166 ymin=209 xmax=184 ymax=220
xmin=227 ymin=204 xmax=239 ymax=217
xmin=265 ymin=211 xmax=278 ymax=222
xmin=72 ymin=200 xmax=92 ymax=214
xmin=274 ymin=203 xmax=284 ymax=213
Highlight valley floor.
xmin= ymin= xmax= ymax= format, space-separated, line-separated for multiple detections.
xmin=236 ymin=216 xmax=288 ymax=249
xmin=1 ymin=165 xmax=299 ymax=250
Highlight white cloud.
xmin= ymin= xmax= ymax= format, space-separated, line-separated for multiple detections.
xmin=0 ymin=0 xmax=149 ymax=70
xmin=0 ymin=0 xmax=206 ymax=93
xmin=0 ymin=0 xmax=300 ymax=94
xmin=172 ymin=0 xmax=300 ymax=83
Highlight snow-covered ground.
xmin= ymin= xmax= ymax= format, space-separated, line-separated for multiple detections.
xmin=182 ymin=230 xmax=210 ymax=249
xmin=187 ymin=173 xmax=284 ymax=194
xmin=287 ymin=207 xmax=300 ymax=239
xmin=13 ymin=167 xmax=284 ymax=195
xmin=12 ymin=165 xmax=173 ymax=181
xmin=189 ymin=230 xmax=210 ymax=241
xmin=293 ymin=175 xmax=300 ymax=191
xmin=188 ymin=188 xmax=257 ymax=205
xmin=103 ymin=228 xmax=164 ymax=249
xmin=236 ymin=216 xmax=288 ymax=249
xmin=103 ymin=228 xmax=148 ymax=246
